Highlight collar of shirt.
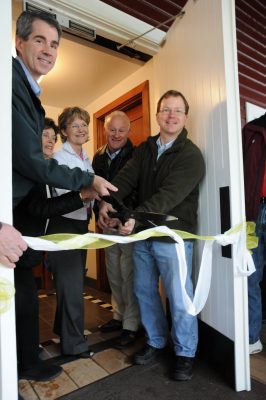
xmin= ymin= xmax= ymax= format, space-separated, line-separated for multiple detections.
xmin=156 ymin=136 xmax=175 ymax=160
xmin=63 ymin=141 xmax=89 ymax=161
xmin=106 ymin=146 xmax=121 ymax=161
xmin=16 ymin=56 xmax=41 ymax=97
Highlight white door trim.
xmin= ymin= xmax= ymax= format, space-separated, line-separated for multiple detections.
xmin=0 ymin=1 xmax=18 ymax=399
xmin=221 ymin=0 xmax=250 ymax=391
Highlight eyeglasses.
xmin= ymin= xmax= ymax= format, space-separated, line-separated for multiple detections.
xmin=69 ymin=123 xmax=88 ymax=130
xmin=159 ymin=108 xmax=186 ymax=116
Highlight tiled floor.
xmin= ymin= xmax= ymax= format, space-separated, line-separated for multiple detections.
xmin=19 ymin=286 xmax=144 ymax=400
xmin=19 ymin=287 xmax=266 ymax=400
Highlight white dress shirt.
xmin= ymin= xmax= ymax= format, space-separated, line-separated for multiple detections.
xmin=53 ymin=141 xmax=94 ymax=220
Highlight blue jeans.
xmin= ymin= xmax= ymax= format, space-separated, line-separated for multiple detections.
xmin=248 ymin=203 xmax=266 ymax=344
xmin=133 ymin=240 xmax=198 ymax=357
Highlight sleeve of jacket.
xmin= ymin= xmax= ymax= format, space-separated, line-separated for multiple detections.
xmin=26 ymin=186 xmax=84 ymax=219
xmin=12 ymin=102 xmax=94 ymax=191
xmin=111 ymin=145 xmax=142 ymax=201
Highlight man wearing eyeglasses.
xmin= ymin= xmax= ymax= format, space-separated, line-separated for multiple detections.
xmin=99 ymin=90 xmax=205 ymax=381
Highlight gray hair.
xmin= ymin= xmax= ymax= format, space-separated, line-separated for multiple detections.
xmin=104 ymin=110 xmax=130 ymax=131
xmin=16 ymin=10 xmax=62 ymax=41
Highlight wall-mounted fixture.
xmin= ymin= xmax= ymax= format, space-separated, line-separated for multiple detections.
xmin=23 ymin=0 xmax=168 ymax=62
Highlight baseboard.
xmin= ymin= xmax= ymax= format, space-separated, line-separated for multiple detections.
xmin=197 ymin=319 xmax=235 ymax=387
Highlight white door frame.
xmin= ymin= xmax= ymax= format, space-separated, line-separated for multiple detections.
xmin=221 ymin=0 xmax=250 ymax=390
xmin=0 ymin=1 xmax=18 ymax=400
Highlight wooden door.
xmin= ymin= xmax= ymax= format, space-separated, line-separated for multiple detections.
xmin=93 ymin=80 xmax=150 ymax=291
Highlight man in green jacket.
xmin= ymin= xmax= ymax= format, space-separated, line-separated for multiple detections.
xmin=12 ymin=10 xmax=116 ymax=382
xmin=99 ymin=90 xmax=205 ymax=381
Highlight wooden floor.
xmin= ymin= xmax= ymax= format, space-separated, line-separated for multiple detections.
xmin=19 ymin=287 xmax=266 ymax=399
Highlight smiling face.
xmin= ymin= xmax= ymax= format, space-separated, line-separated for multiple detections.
xmin=156 ymin=96 xmax=188 ymax=143
xmin=105 ymin=115 xmax=130 ymax=153
xmin=16 ymin=19 xmax=59 ymax=81
xmin=42 ymin=127 xmax=57 ymax=159
xmin=62 ymin=117 xmax=89 ymax=153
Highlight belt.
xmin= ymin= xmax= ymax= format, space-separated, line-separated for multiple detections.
xmin=260 ymin=197 xmax=266 ymax=203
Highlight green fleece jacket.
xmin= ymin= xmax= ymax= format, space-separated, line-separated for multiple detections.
xmin=111 ymin=129 xmax=205 ymax=234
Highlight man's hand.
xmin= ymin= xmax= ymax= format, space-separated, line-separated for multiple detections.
xmin=0 ymin=223 xmax=28 ymax=268
xmin=80 ymin=187 xmax=100 ymax=201
xmin=98 ymin=201 xmax=117 ymax=229
xmin=92 ymin=175 xmax=118 ymax=196
xmin=118 ymin=218 xmax=135 ymax=235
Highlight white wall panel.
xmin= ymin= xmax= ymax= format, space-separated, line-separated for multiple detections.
xmin=153 ymin=0 xmax=240 ymax=338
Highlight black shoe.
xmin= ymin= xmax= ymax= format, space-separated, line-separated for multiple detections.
xmin=19 ymin=363 xmax=62 ymax=381
xmin=114 ymin=329 xmax=137 ymax=349
xmin=77 ymin=349 xmax=94 ymax=359
xmin=172 ymin=356 xmax=194 ymax=381
xmin=133 ymin=343 xmax=163 ymax=365
xmin=99 ymin=319 xmax=122 ymax=333
xmin=63 ymin=348 xmax=94 ymax=359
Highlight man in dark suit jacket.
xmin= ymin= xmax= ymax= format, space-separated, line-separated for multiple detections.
xmin=92 ymin=111 xmax=140 ymax=348
xmin=12 ymin=10 xmax=117 ymax=382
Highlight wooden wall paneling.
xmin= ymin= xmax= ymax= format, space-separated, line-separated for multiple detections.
xmin=235 ymin=0 xmax=266 ymax=125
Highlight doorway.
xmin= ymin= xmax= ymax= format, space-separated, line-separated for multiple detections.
xmin=93 ymin=80 xmax=150 ymax=291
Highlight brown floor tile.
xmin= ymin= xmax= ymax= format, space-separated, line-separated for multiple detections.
xmin=63 ymin=358 xmax=109 ymax=387
xmin=19 ymin=380 xmax=39 ymax=400
xmin=93 ymin=348 xmax=132 ymax=374
xmin=250 ymin=350 xmax=266 ymax=385
xmin=30 ymin=371 xmax=78 ymax=400
xmin=40 ymin=328 xmax=57 ymax=343
xmin=99 ymin=303 xmax=112 ymax=309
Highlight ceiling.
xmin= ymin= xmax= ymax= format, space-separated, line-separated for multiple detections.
xmin=100 ymin=0 xmax=187 ymax=32
xmin=12 ymin=0 xmax=188 ymax=109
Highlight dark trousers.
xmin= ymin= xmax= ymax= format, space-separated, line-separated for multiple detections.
xmin=15 ymin=267 xmax=39 ymax=370
xmin=47 ymin=216 xmax=89 ymax=355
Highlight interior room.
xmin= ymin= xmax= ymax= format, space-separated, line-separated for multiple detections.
xmin=5 ymin=0 xmax=266 ymax=399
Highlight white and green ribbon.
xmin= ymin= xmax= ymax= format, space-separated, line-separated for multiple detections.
xmin=21 ymin=221 xmax=257 ymax=316
xmin=0 ymin=277 xmax=15 ymax=314
xmin=0 ymin=222 xmax=257 ymax=315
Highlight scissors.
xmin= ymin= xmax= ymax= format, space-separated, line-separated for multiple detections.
xmin=101 ymin=194 xmax=178 ymax=227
